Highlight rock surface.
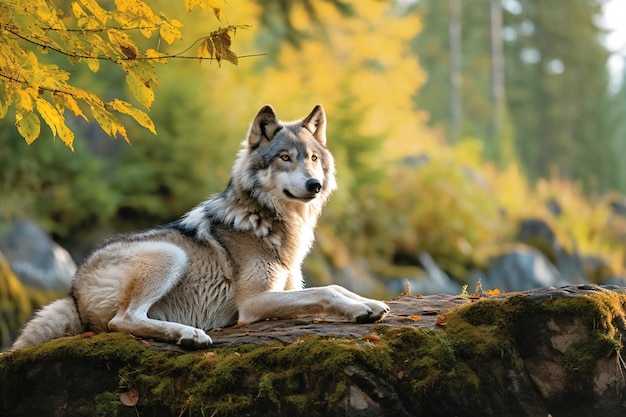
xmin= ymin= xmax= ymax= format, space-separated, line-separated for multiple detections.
xmin=1 ymin=284 xmax=625 ymax=417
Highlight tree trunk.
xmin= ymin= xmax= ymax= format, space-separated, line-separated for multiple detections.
xmin=490 ymin=0 xmax=505 ymax=158
xmin=448 ymin=0 xmax=463 ymax=143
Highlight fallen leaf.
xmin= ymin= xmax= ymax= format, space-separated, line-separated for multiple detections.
xmin=120 ymin=388 xmax=139 ymax=407
xmin=408 ymin=315 xmax=422 ymax=321
xmin=360 ymin=332 xmax=380 ymax=342
xmin=436 ymin=315 xmax=448 ymax=326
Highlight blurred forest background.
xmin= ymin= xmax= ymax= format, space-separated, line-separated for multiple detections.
xmin=3 ymin=0 xmax=626 ymax=302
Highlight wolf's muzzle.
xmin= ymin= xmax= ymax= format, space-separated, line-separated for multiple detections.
xmin=306 ymin=179 xmax=322 ymax=193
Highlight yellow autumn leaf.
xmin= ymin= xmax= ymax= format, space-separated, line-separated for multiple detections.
xmin=36 ymin=97 xmax=62 ymax=137
xmin=78 ymin=16 xmax=101 ymax=31
xmin=108 ymin=98 xmax=156 ymax=134
xmin=52 ymin=92 xmax=88 ymax=121
xmin=112 ymin=122 xmax=130 ymax=143
xmin=79 ymin=0 xmax=108 ymax=24
xmin=15 ymin=110 xmax=41 ymax=144
xmin=107 ymin=28 xmax=139 ymax=59
xmin=13 ymin=88 xmax=36 ymax=112
xmin=145 ymin=49 xmax=168 ymax=63
xmin=90 ymin=103 xmax=131 ymax=143
xmin=57 ymin=120 xmax=75 ymax=151
xmin=184 ymin=0 xmax=209 ymax=12
xmin=126 ymin=72 xmax=154 ymax=109
xmin=159 ymin=21 xmax=182 ymax=45
xmin=35 ymin=2 xmax=60 ymax=28
xmin=0 ymin=83 xmax=9 ymax=119
xmin=71 ymin=2 xmax=88 ymax=18
xmin=90 ymin=104 xmax=114 ymax=136
xmin=208 ymin=0 xmax=225 ymax=21
xmin=83 ymin=57 xmax=100 ymax=73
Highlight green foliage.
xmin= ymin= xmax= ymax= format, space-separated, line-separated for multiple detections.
xmin=0 ymin=120 xmax=118 ymax=237
xmin=110 ymin=68 xmax=238 ymax=229
xmin=350 ymin=141 xmax=508 ymax=280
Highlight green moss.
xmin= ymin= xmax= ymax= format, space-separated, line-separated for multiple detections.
xmin=563 ymin=330 xmax=621 ymax=381
xmin=2 ymin=289 xmax=625 ymax=416
xmin=450 ymin=291 xmax=626 ymax=394
xmin=539 ymin=292 xmax=626 ymax=336
xmin=94 ymin=391 xmax=121 ymax=417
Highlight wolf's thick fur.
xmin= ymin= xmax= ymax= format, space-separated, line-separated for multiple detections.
xmin=11 ymin=105 xmax=389 ymax=350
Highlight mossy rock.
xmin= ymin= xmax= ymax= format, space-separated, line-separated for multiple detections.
xmin=1 ymin=285 xmax=625 ymax=417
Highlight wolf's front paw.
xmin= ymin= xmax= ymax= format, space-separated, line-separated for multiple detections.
xmin=177 ymin=328 xmax=213 ymax=348
xmin=350 ymin=301 xmax=389 ymax=324
xmin=348 ymin=300 xmax=389 ymax=323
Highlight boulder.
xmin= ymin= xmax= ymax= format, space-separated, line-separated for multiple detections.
xmin=386 ymin=252 xmax=463 ymax=296
xmin=483 ymin=245 xmax=568 ymax=292
xmin=0 ymin=219 xmax=76 ymax=291
xmin=516 ymin=218 xmax=587 ymax=283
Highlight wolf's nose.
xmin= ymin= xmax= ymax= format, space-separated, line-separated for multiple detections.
xmin=306 ymin=179 xmax=322 ymax=193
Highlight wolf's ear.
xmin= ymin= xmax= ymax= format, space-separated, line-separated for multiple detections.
xmin=247 ymin=105 xmax=281 ymax=148
xmin=302 ymin=104 xmax=326 ymax=146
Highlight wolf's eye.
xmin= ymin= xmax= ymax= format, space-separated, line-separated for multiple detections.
xmin=280 ymin=154 xmax=291 ymax=162
xmin=311 ymin=155 xmax=318 ymax=161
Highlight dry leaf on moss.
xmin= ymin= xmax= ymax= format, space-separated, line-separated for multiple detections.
xmin=120 ymin=388 xmax=139 ymax=407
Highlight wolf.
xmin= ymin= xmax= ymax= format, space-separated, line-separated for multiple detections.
xmin=11 ymin=104 xmax=389 ymax=350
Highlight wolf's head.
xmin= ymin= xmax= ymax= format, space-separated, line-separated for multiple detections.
xmin=232 ymin=105 xmax=337 ymax=215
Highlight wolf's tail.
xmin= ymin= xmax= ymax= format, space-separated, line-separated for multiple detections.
xmin=10 ymin=296 xmax=83 ymax=350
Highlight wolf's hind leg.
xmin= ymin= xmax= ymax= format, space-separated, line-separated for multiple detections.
xmin=107 ymin=241 xmax=212 ymax=348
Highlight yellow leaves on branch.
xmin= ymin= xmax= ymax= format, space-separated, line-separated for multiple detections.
xmin=185 ymin=0 xmax=225 ymax=20
xmin=0 ymin=0 xmax=238 ymax=149
xmin=108 ymin=99 xmax=155 ymax=135
xmin=198 ymin=26 xmax=248 ymax=66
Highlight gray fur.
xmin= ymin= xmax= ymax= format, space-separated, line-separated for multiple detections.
xmin=11 ymin=105 xmax=389 ymax=350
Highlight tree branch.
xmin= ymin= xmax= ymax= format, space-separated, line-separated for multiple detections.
xmin=0 ymin=24 xmax=258 ymax=63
